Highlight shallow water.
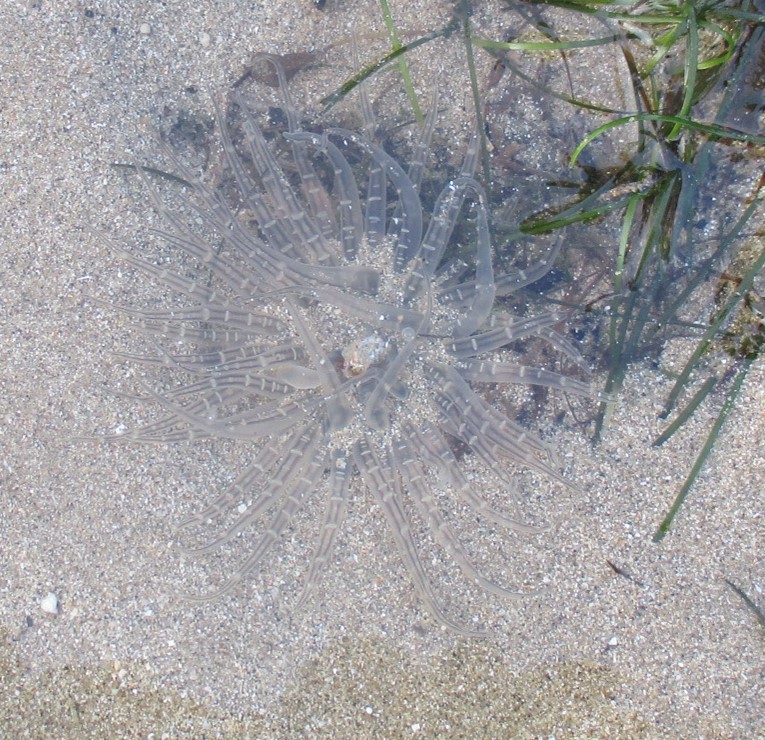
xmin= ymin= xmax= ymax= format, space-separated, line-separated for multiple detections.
xmin=1 ymin=0 xmax=764 ymax=735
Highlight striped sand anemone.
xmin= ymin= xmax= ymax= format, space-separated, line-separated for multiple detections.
xmin=106 ymin=56 xmax=605 ymax=635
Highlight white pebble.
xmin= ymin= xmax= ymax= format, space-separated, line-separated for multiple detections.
xmin=199 ymin=31 xmax=211 ymax=48
xmin=40 ymin=592 xmax=59 ymax=614
xmin=139 ymin=22 xmax=151 ymax=35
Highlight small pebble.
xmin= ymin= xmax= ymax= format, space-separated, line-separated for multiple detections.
xmin=199 ymin=31 xmax=211 ymax=48
xmin=139 ymin=22 xmax=151 ymax=35
xmin=40 ymin=592 xmax=59 ymax=615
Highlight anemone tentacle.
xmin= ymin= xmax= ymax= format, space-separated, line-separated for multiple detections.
xmin=107 ymin=60 xmax=608 ymax=633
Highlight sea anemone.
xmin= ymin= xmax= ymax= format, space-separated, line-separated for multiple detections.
xmin=106 ymin=56 xmax=605 ymax=635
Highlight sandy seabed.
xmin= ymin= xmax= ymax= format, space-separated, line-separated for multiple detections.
xmin=1 ymin=0 xmax=763 ymax=737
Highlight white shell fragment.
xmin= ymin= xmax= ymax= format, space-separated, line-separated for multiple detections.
xmin=40 ymin=592 xmax=59 ymax=615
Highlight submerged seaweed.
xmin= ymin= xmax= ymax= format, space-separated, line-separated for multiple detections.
xmin=106 ymin=56 xmax=607 ymax=634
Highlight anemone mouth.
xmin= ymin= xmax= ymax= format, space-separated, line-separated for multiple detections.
xmin=106 ymin=56 xmax=608 ymax=635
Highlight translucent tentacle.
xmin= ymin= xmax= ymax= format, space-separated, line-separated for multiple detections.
xmin=446 ymin=312 xmax=570 ymax=360
xmin=352 ymin=435 xmax=485 ymax=636
xmin=457 ymin=359 xmax=612 ymax=400
xmin=450 ymin=178 xmax=495 ymax=338
xmin=293 ymin=449 xmax=352 ymax=612
xmin=181 ymin=425 xmax=328 ymax=602
xmin=392 ymin=436 xmax=531 ymax=600
xmin=431 ymin=363 xmax=567 ymax=486
xmin=283 ymin=131 xmax=365 ymax=261
xmin=406 ymin=421 xmax=544 ymax=534
xmin=328 ymin=127 xmax=423 ymax=258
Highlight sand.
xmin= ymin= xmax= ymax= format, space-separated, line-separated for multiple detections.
xmin=1 ymin=0 xmax=763 ymax=736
